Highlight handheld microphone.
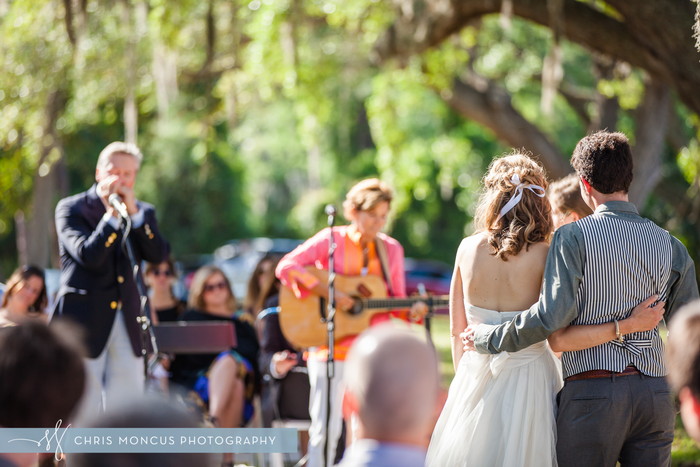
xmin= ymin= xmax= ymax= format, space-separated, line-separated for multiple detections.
xmin=108 ymin=193 xmax=130 ymax=219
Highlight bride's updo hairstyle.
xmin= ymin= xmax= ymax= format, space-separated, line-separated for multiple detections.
xmin=474 ymin=152 xmax=553 ymax=260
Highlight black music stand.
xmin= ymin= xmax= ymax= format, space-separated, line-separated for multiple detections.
xmin=153 ymin=321 xmax=236 ymax=354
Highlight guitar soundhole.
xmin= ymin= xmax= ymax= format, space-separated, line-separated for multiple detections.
xmin=349 ymin=300 xmax=363 ymax=315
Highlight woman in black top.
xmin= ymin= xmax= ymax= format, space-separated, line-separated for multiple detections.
xmin=144 ymin=258 xmax=186 ymax=323
xmin=169 ymin=265 xmax=259 ymax=467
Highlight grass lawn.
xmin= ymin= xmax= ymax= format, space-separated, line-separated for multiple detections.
xmin=426 ymin=313 xmax=700 ymax=466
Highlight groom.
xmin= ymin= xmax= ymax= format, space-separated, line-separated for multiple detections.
xmin=467 ymin=131 xmax=699 ymax=466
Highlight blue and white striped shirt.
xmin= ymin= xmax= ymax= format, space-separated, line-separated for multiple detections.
xmin=474 ymin=201 xmax=699 ymax=379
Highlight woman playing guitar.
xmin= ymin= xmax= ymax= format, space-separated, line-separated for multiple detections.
xmin=275 ymin=178 xmax=428 ymax=467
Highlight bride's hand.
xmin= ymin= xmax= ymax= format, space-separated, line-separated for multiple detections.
xmin=461 ymin=326 xmax=476 ymax=351
xmin=622 ymin=295 xmax=665 ymax=334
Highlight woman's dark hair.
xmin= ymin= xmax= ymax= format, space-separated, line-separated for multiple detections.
xmin=144 ymin=257 xmax=177 ymax=278
xmin=243 ymin=254 xmax=282 ymax=315
xmin=1 ymin=265 xmax=48 ymax=313
xmin=0 ymin=320 xmax=86 ymax=427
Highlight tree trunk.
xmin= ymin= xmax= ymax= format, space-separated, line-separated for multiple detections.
xmin=152 ymin=42 xmax=179 ymax=118
xmin=588 ymin=56 xmax=619 ymax=133
xmin=23 ymin=90 xmax=66 ymax=268
xmin=628 ymin=78 xmax=670 ymax=206
xmin=122 ymin=0 xmax=140 ymax=144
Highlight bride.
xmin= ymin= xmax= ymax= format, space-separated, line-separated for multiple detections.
xmin=426 ymin=153 xmax=662 ymax=466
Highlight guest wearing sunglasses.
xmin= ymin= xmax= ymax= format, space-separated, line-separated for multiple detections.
xmin=144 ymin=258 xmax=185 ymax=323
xmin=169 ymin=265 xmax=259 ymax=467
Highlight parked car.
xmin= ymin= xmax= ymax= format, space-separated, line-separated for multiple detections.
xmin=404 ymin=258 xmax=452 ymax=313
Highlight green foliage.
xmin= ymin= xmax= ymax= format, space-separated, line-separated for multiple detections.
xmin=0 ymin=0 xmax=698 ymax=280
xmin=677 ymin=140 xmax=700 ymax=185
xmin=366 ymin=67 xmax=490 ymax=260
xmin=138 ymin=112 xmax=251 ymax=255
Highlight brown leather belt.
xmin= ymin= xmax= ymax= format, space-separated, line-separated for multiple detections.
xmin=566 ymin=365 xmax=640 ymax=382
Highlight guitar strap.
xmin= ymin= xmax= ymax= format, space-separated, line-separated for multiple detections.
xmin=374 ymin=237 xmax=394 ymax=297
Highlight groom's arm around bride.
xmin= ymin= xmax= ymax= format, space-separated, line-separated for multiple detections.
xmin=470 ymin=131 xmax=699 ymax=467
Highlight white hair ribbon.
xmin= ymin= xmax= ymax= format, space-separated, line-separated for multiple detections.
xmin=497 ymin=174 xmax=546 ymax=220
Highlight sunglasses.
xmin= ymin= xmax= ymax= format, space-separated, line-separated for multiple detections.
xmin=152 ymin=269 xmax=173 ymax=277
xmin=203 ymin=281 xmax=228 ymax=293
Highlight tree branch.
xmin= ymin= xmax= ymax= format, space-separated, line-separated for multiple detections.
xmin=444 ymin=74 xmax=570 ymax=178
xmin=376 ymin=0 xmax=700 ymax=114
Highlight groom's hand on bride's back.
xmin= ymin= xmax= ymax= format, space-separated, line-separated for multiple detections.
xmin=623 ymin=295 xmax=665 ymax=334
xmin=461 ymin=326 xmax=476 ymax=351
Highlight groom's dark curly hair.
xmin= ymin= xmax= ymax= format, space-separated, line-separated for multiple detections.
xmin=571 ymin=131 xmax=633 ymax=194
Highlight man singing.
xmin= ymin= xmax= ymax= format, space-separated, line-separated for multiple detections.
xmin=53 ymin=141 xmax=168 ymax=423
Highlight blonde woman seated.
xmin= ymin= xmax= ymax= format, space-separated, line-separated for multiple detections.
xmin=0 ymin=265 xmax=48 ymax=327
xmin=169 ymin=265 xmax=259 ymax=467
xmin=426 ymin=153 xmax=663 ymax=467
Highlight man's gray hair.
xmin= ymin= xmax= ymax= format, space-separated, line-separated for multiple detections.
xmin=96 ymin=141 xmax=143 ymax=169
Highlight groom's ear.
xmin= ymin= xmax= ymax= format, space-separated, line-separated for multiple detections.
xmin=580 ymin=177 xmax=592 ymax=194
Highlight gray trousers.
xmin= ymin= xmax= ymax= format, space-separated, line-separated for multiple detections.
xmin=556 ymin=374 xmax=674 ymax=467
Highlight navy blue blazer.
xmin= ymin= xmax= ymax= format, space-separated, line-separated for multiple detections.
xmin=52 ymin=185 xmax=168 ymax=358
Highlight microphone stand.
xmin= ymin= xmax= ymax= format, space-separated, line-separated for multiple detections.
xmin=322 ymin=205 xmax=337 ymax=467
xmin=117 ymin=212 xmax=159 ymax=381
xmin=418 ymin=283 xmax=434 ymax=346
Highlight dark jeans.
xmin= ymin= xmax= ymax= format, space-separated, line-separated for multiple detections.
xmin=556 ymin=374 xmax=674 ymax=467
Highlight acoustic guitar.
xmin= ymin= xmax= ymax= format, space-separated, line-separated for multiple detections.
xmin=279 ymin=267 xmax=449 ymax=348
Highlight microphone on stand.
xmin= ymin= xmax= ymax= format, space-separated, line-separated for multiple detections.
xmin=325 ymin=204 xmax=336 ymax=227
xmin=108 ymin=193 xmax=130 ymax=219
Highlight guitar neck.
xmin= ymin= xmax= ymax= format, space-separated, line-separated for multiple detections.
xmin=362 ymin=296 xmax=448 ymax=310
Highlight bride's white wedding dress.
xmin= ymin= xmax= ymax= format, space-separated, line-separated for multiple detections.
xmin=426 ymin=304 xmax=563 ymax=467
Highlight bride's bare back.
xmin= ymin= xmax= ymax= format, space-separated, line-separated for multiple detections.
xmin=459 ymin=232 xmax=548 ymax=312
xmin=449 ymin=232 xmax=548 ymax=368
xmin=448 ymin=153 xmax=552 ymax=368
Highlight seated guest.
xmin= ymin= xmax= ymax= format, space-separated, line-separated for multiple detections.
xmin=144 ymin=258 xmax=186 ymax=392
xmin=0 ymin=320 xmax=86 ymax=467
xmin=547 ymin=173 xmax=593 ymax=229
xmin=145 ymin=258 xmax=186 ymax=324
xmin=339 ymin=323 xmax=441 ymax=467
xmin=252 ymin=254 xmax=311 ymax=458
xmin=666 ymin=299 xmax=700 ymax=444
xmin=0 ymin=265 xmax=48 ymax=327
xmin=258 ymin=302 xmax=310 ymax=423
xmin=244 ymin=254 xmax=282 ymax=317
xmin=169 ymin=265 xmax=259 ymax=467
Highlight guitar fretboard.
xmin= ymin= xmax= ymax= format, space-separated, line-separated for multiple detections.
xmin=361 ymin=297 xmax=449 ymax=310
